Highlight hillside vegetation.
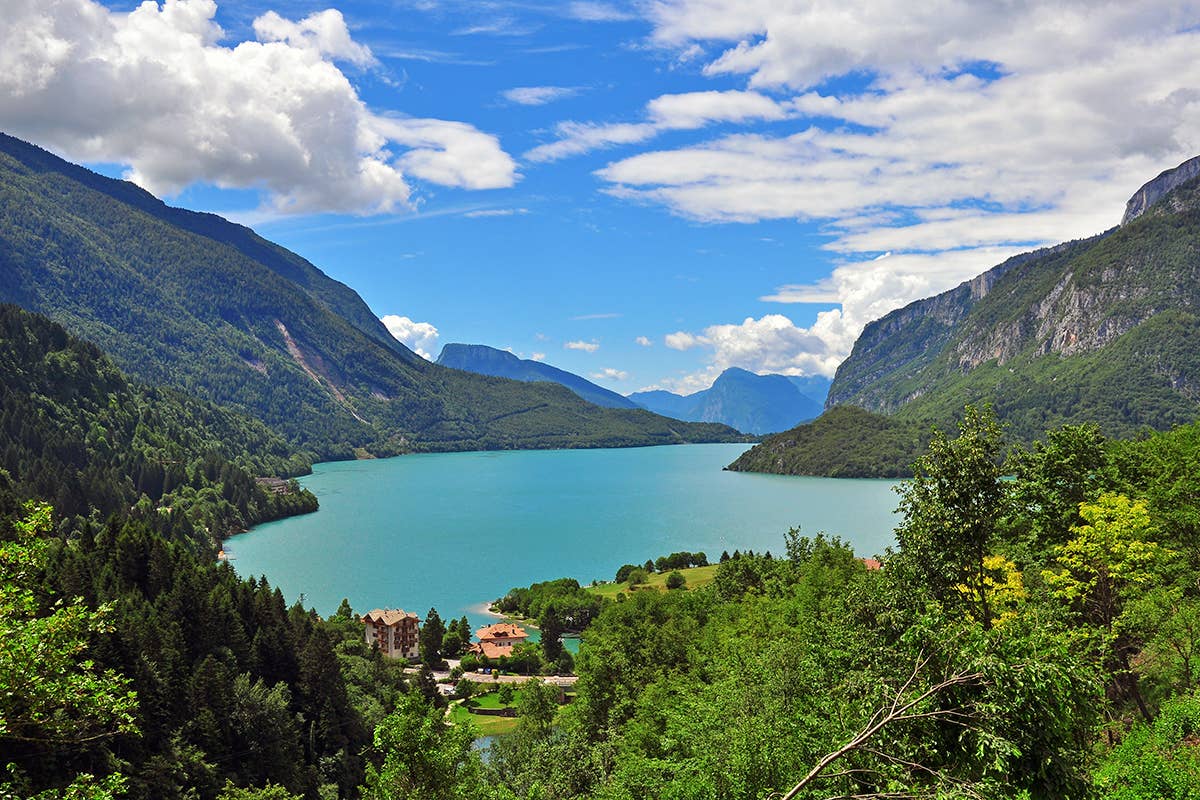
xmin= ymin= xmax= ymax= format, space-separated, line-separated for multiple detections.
xmin=726 ymin=405 xmax=930 ymax=477
xmin=0 ymin=304 xmax=316 ymax=542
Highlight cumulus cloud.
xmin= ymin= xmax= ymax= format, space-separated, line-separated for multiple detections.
xmin=658 ymin=314 xmax=854 ymax=391
xmin=664 ymin=331 xmax=704 ymax=350
xmin=599 ymin=0 xmax=1200 ymax=385
xmin=252 ymin=9 xmax=375 ymax=66
xmin=381 ymin=314 xmax=440 ymax=359
xmin=635 ymin=335 xmax=652 ymax=347
xmin=525 ymin=89 xmax=789 ymax=162
xmin=531 ymin=352 xmax=546 ymax=361
xmin=502 ymin=86 xmax=580 ymax=106
xmin=0 ymin=0 xmax=517 ymax=215
xmin=591 ymin=367 xmax=629 ymax=381
xmin=565 ymin=339 xmax=600 ymax=352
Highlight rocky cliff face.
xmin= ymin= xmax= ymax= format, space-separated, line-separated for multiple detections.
xmin=825 ymin=244 xmax=1075 ymax=411
xmin=823 ymin=155 xmax=1200 ymax=442
xmin=1122 ymin=154 xmax=1200 ymax=224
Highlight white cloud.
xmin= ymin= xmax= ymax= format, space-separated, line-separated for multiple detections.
xmin=531 ymin=352 xmax=546 ymax=361
xmin=568 ymin=2 xmax=636 ymax=22
xmin=591 ymin=367 xmax=630 ymax=381
xmin=593 ymin=0 xmax=1200 ymax=383
xmin=635 ymin=335 xmax=653 ymax=347
xmin=565 ymin=339 xmax=600 ymax=352
xmin=658 ymin=313 xmax=853 ymax=391
xmin=502 ymin=86 xmax=579 ymax=106
xmin=0 ymin=0 xmax=517 ymax=215
xmin=525 ymin=90 xmax=789 ymax=162
xmin=252 ymin=9 xmax=375 ymax=67
xmin=664 ymin=331 xmax=703 ymax=350
xmin=381 ymin=314 xmax=440 ymax=359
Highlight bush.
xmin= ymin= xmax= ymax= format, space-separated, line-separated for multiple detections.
xmin=614 ymin=563 xmax=638 ymax=583
xmin=665 ymin=571 xmax=687 ymax=590
xmin=627 ymin=568 xmax=649 ymax=586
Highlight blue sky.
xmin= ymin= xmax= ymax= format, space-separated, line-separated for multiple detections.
xmin=5 ymin=0 xmax=1200 ymax=393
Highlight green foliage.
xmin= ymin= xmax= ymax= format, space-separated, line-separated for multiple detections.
xmin=1008 ymin=423 xmax=1110 ymax=557
xmin=420 ymin=609 xmax=446 ymax=667
xmin=625 ymin=568 xmax=649 ymax=586
xmin=215 ymin=781 xmax=304 ymax=800
xmin=1 ymin=502 xmax=137 ymax=795
xmin=1094 ymin=692 xmax=1200 ymax=799
xmin=612 ymin=564 xmax=637 ymax=583
xmin=494 ymin=578 xmax=603 ymax=632
xmin=1044 ymin=493 xmax=1167 ymax=626
xmin=895 ymin=406 xmax=1009 ymax=626
xmin=362 ymin=692 xmax=489 ymax=800
xmin=664 ymin=571 xmax=686 ymax=590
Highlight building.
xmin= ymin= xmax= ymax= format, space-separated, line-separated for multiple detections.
xmin=361 ymin=608 xmax=420 ymax=660
xmin=470 ymin=622 xmax=529 ymax=659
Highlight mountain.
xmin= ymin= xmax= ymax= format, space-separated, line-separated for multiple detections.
xmin=436 ymin=343 xmax=638 ymax=409
xmin=629 ymin=367 xmax=824 ymax=435
xmin=626 ymin=389 xmax=695 ymax=420
xmin=0 ymin=133 xmax=744 ymax=458
xmin=732 ymin=155 xmax=1200 ymax=475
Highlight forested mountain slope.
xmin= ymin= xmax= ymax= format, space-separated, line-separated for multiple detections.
xmin=437 ymin=343 xmax=639 ymax=409
xmin=0 ymin=133 xmax=742 ymax=459
xmin=0 ymin=303 xmax=316 ymax=540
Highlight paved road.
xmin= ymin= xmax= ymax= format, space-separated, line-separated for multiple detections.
xmin=404 ymin=663 xmax=577 ymax=687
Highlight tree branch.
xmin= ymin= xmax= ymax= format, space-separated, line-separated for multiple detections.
xmin=775 ymin=662 xmax=985 ymax=800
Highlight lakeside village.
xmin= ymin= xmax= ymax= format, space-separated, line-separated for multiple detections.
xmin=350 ymin=549 xmax=885 ymax=733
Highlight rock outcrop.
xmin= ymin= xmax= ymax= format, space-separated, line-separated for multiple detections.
xmin=1122 ymin=154 xmax=1200 ymax=224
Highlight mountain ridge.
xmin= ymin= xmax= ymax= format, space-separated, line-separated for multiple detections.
xmin=436 ymin=343 xmax=638 ymax=409
xmin=0 ymin=133 xmax=745 ymax=459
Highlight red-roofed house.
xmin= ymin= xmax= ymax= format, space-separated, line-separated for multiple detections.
xmin=470 ymin=622 xmax=529 ymax=659
xmin=362 ymin=608 xmax=420 ymax=660
xmin=862 ymin=558 xmax=882 ymax=571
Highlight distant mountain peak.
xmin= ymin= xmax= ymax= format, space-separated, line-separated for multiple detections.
xmin=628 ymin=369 xmax=827 ymax=435
xmin=1122 ymin=154 xmax=1200 ymax=224
xmin=436 ymin=343 xmax=638 ymax=409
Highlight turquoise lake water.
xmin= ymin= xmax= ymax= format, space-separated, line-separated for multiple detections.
xmin=227 ymin=444 xmax=902 ymax=627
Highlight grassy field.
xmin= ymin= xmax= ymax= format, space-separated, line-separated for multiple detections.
xmin=448 ymin=687 xmax=524 ymax=736
xmin=587 ymin=564 xmax=720 ymax=600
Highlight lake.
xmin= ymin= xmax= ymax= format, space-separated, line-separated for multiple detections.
xmin=227 ymin=443 xmax=902 ymax=626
